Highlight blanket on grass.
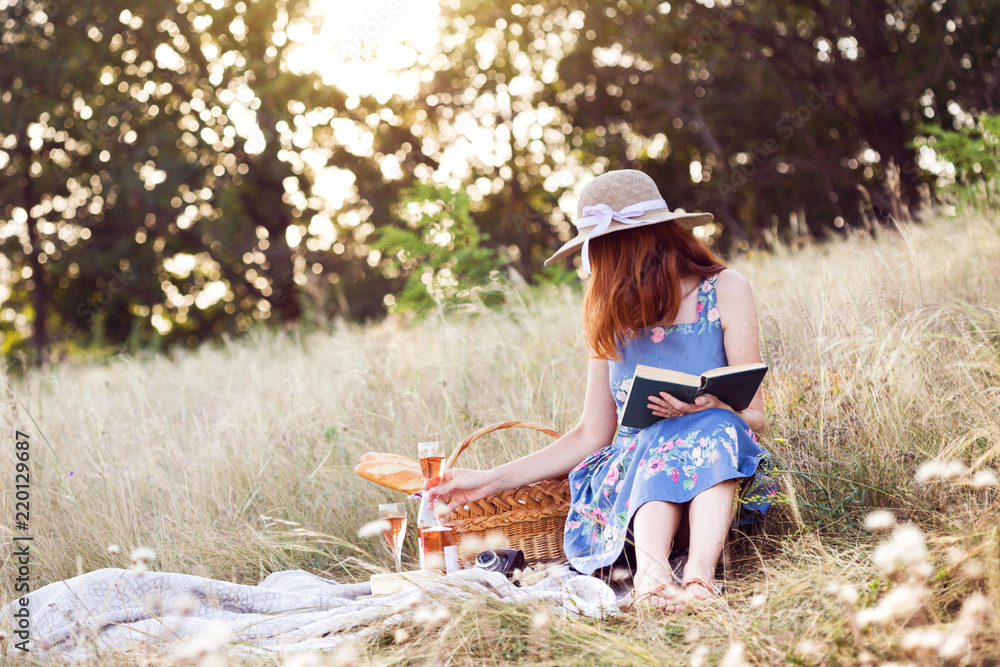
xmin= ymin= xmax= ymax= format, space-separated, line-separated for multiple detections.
xmin=1 ymin=566 xmax=620 ymax=661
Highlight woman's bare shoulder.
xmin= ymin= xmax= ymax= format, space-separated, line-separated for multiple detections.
xmin=714 ymin=268 xmax=753 ymax=297
xmin=714 ymin=269 xmax=758 ymax=333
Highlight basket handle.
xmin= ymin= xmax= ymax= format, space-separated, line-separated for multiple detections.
xmin=442 ymin=420 xmax=562 ymax=474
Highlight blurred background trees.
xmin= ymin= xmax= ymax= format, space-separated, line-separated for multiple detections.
xmin=2 ymin=0 xmax=998 ymax=365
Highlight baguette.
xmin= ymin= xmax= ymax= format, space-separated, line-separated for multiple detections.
xmin=355 ymin=453 xmax=425 ymax=494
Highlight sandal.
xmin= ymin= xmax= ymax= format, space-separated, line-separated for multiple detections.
xmin=680 ymin=577 xmax=723 ymax=598
xmin=621 ymin=566 xmax=683 ymax=612
xmin=674 ymin=577 xmax=728 ymax=614
xmin=622 ymin=581 xmax=684 ymax=612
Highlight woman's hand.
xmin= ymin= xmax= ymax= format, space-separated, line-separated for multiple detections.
xmin=647 ymin=391 xmax=734 ymax=418
xmin=425 ymin=468 xmax=500 ymax=515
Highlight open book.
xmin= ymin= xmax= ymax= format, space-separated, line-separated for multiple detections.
xmin=619 ymin=362 xmax=768 ymax=429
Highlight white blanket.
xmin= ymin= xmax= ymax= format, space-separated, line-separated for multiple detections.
xmin=2 ymin=566 xmax=621 ymax=661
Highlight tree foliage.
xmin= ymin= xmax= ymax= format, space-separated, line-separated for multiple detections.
xmin=371 ymin=183 xmax=509 ymax=317
xmin=0 ymin=0 xmax=430 ymax=363
xmin=2 ymin=0 xmax=998 ymax=363
xmin=423 ymin=0 xmax=999 ymax=246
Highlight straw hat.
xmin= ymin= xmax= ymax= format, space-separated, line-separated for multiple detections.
xmin=543 ymin=169 xmax=713 ymax=273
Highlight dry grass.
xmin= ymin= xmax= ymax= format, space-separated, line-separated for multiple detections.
xmin=1 ymin=206 xmax=999 ymax=664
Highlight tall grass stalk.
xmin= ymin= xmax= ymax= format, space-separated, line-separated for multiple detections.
xmin=1 ymin=207 xmax=998 ymax=664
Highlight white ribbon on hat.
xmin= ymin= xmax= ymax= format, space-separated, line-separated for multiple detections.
xmin=575 ymin=198 xmax=668 ymax=273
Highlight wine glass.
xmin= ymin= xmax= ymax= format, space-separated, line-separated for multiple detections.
xmin=417 ymin=441 xmax=445 ymax=480
xmin=378 ymin=502 xmax=407 ymax=573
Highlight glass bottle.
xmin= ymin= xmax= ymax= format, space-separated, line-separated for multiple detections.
xmin=415 ymin=476 xmax=455 ymax=571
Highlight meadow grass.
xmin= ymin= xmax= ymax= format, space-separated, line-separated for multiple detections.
xmin=1 ymin=205 xmax=998 ymax=664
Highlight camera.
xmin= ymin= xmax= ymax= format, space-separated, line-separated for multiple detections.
xmin=473 ymin=549 xmax=525 ymax=577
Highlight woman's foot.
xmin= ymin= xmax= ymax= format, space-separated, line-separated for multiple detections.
xmin=626 ymin=566 xmax=681 ymax=611
xmin=662 ymin=576 xmax=725 ymax=613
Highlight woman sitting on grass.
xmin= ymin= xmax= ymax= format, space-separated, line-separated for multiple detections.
xmin=428 ymin=169 xmax=775 ymax=610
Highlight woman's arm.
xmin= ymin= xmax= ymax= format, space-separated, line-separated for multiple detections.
xmin=427 ymin=357 xmax=619 ymax=514
xmin=647 ymin=269 xmax=767 ymax=432
xmin=714 ymin=269 xmax=767 ymax=431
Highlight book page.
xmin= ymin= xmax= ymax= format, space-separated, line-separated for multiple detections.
xmin=700 ymin=362 xmax=768 ymax=379
xmin=633 ymin=364 xmax=701 ymax=387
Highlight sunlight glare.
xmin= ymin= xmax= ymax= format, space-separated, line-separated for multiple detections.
xmin=287 ymin=0 xmax=441 ymax=100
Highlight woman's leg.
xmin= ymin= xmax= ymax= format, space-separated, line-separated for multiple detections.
xmin=631 ymin=500 xmax=683 ymax=600
xmin=682 ymin=478 xmax=739 ymax=597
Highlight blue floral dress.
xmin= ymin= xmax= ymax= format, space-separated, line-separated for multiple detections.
xmin=563 ymin=273 xmax=776 ymax=576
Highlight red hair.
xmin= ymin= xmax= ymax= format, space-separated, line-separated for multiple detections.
xmin=582 ymin=221 xmax=726 ymax=361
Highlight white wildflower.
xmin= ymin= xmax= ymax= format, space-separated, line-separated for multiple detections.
xmin=856 ymin=584 xmax=928 ymax=627
xmin=531 ymin=611 xmax=550 ymax=630
xmin=872 ymin=525 xmax=932 ymax=580
xmin=956 ymin=592 xmax=990 ymax=632
xmin=107 ymin=544 xmax=120 ymax=556
xmin=900 ymin=627 xmax=946 ymax=652
xmin=130 ymin=546 xmax=156 ymax=564
xmin=863 ymin=510 xmax=896 ymax=532
xmin=720 ymin=640 xmax=749 ymax=667
xmin=393 ymin=628 xmax=410 ymax=644
xmin=170 ymin=623 xmax=232 ymax=661
xmin=970 ymin=469 xmax=998 ymax=488
xmin=937 ymin=632 xmax=971 ymax=660
xmin=914 ymin=460 xmax=967 ymax=483
xmin=130 ymin=561 xmax=148 ymax=577
xmin=824 ymin=581 xmax=859 ymax=606
xmin=332 ymin=639 xmax=359 ymax=667
xmin=513 ymin=565 xmax=546 ymax=586
xmin=795 ymin=639 xmax=825 ymax=660
xmin=460 ymin=534 xmax=485 ymax=554
xmin=356 ymin=519 xmax=391 ymax=539
xmin=412 ymin=606 xmax=434 ymax=627
xmin=171 ymin=592 xmax=199 ymax=616
xmin=483 ymin=532 xmax=508 ymax=550
xmin=522 ymin=570 xmax=547 ymax=586
xmin=424 ymin=551 xmax=445 ymax=572
xmin=684 ymin=627 xmax=701 ymax=644
xmin=413 ymin=606 xmax=450 ymax=629
xmin=690 ymin=645 xmax=710 ymax=667
xmin=391 ymin=597 xmax=420 ymax=614
xmin=750 ymin=593 xmax=767 ymax=610
xmin=959 ymin=558 xmax=986 ymax=580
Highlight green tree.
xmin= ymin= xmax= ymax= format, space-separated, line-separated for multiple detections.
xmin=371 ymin=183 xmax=509 ymax=317
xmin=418 ymin=0 xmax=1000 ymax=255
xmin=0 ymin=0 xmax=432 ymax=362
xmin=917 ymin=113 xmax=1000 ymax=209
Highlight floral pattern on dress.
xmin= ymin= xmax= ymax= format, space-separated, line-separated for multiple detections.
xmin=563 ymin=272 xmax=776 ymax=576
xmin=568 ymin=421 xmax=750 ymax=535
xmin=644 ymin=275 xmax=722 ymax=339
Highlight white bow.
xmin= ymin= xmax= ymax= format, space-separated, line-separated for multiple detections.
xmin=575 ymin=198 xmax=668 ymax=273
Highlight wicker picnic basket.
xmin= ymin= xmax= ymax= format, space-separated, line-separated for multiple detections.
xmin=441 ymin=420 xmax=570 ymax=567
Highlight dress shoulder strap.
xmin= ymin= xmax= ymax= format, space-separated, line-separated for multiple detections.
xmin=695 ymin=273 xmax=720 ymax=323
